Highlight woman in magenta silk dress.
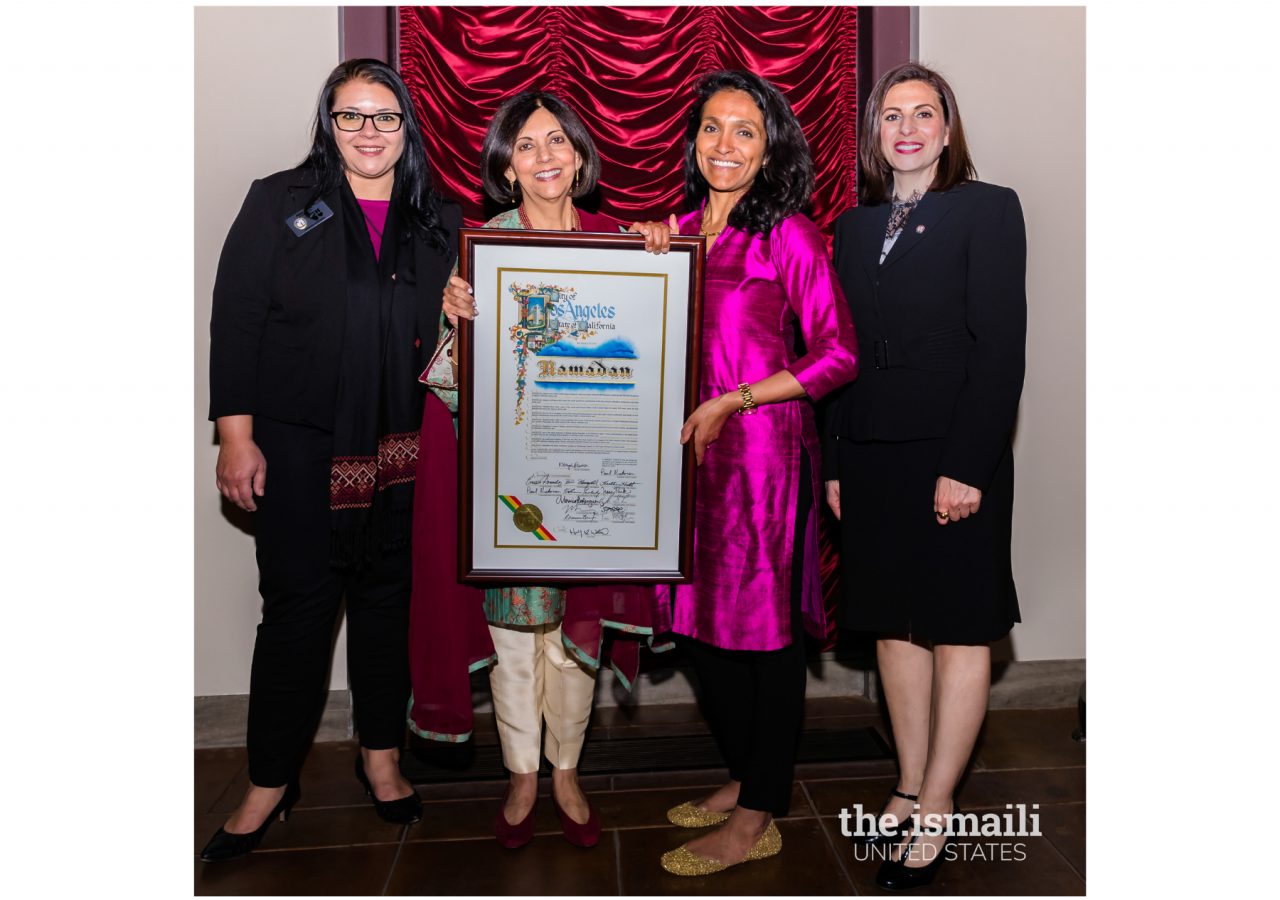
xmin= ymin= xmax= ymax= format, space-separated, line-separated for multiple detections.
xmin=634 ymin=71 xmax=858 ymax=875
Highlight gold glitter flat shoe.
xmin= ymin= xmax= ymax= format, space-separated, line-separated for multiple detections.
xmin=666 ymin=801 xmax=732 ymax=828
xmin=660 ymin=820 xmax=782 ymax=876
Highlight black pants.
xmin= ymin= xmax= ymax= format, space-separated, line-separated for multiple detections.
xmin=681 ymin=450 xmax=812 ymax=816
xmin=247 ymin=417 xmax=412 ymax=788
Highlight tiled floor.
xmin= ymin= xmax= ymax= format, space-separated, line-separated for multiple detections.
xmin=195 ymin=698 xmax=1085 ymax=895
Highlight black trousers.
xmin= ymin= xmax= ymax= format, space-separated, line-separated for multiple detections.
xmin=681 ymin=451 xmax=812 ymax=816
xmin=247 ymin=416 xmax=412 ymax=788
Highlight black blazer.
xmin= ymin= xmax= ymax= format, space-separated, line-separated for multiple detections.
xmin=208 ymin=167 xmax=461 ymax=430
xmin=823 ymin=181 xmax=1027 ymax=492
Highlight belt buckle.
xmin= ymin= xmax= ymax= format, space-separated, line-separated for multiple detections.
xmin=873 ymin=340 xmax=890 ymax=370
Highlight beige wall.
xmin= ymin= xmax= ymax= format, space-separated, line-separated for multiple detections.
xmin=195 ymin=7 xmax=340 ymax=695
xmin=919 ymin=7 xmax=1086 ymax=660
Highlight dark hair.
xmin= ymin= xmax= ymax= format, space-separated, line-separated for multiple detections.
xmin=681 ymin=70 xmax=815 ymax=239
xmin=302 ymin=58 xmax=450 ymax=252
xmin=860 ymin=62 xmax=977 ymax=205
xmin=480 ymin=90 xmax=602 ymax=204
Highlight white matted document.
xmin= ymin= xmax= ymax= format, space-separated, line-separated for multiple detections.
xmin=456 ymin=229 xmax=706 ymax=584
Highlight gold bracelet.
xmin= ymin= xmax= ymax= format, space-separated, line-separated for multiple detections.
xmin=737 ymin=383 xmax=757 ymax=415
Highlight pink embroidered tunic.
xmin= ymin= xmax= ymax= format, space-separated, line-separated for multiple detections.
xmin=655 ymin=209 xmax=858 ymax=651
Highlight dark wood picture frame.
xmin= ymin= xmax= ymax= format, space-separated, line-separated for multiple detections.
xmin=456 ymin=228 xmax=706 ymax=585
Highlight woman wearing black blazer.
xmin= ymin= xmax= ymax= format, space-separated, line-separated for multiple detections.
xmin=202 ymin=59 xmax=461 ymax=862
xmin=824 ymin=63 xmax=1026 ymax=889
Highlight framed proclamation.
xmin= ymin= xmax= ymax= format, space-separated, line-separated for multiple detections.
xmin=456 ymin=228 xmax=706 ymax=585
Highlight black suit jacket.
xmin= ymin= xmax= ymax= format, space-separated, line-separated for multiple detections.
xmin=208 ymin=167 xmax=461 ymax=430
xmin=823 ymin=181 xmax=1027 ymax=492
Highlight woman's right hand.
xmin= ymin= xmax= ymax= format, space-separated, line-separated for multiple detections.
xmin=443 ymin=276 xmax=476 ymax=325
xmin=628 ymin=215 xmax=679 ymax=254
xmin=825 ymin=480 xmax=841 ymax=521
xmin=215 ymin=416 xmax=266 ymax=512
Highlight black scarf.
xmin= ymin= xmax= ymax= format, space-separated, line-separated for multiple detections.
xmin=329 ymin=182 xmax=421 ymax=569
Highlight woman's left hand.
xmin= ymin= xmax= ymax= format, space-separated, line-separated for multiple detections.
xmin=680 ymin=394 xmax=739 ymax=465
xmin=934 ymin=476 xmax=982 ymax=524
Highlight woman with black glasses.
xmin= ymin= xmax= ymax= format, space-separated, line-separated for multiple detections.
xmin=201 ymin=59 xmax=461 ymax=862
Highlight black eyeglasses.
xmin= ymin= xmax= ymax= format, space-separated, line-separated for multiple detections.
xmin=330 ymin=111 xmax=405 ymax=133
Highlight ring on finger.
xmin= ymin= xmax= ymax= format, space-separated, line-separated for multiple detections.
xmin=938 ymin=510 xmax=949 ymax=519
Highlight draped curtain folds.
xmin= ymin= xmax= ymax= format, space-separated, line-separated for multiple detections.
xmin=399 ymin=6 xmax=858 ymax=245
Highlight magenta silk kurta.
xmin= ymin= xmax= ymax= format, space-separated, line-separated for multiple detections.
xmin=654 ymin=209 xmax=858 ymax=651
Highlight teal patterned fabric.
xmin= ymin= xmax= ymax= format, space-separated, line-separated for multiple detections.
xmin=422 ymin=209 xmax=567 ymax=626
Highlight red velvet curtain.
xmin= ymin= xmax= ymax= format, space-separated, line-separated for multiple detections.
xmin=399 ymin=6 xmax=857 ymax=245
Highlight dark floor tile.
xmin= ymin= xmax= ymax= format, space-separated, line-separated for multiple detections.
xmin=412 ymin=771 xmax=602 ymax=803
xmin=386 ymin=832 xmax=618 ymax=895
xmin=593 ymin=783 xmax=812 ymax=830
xmin=803 ymin=767 xmax=1084 ymax=819
xmin=802 ymin=713 xmax=892 ymax=734
xmin=971 ymin=709 xmax=1085 ymax=771
xmin=803 ymin=695 xmax=883 ymax=718
xmin=589 ymin=702 xmax=718 ymax=741
xmin=194 ymin=805 xmax=404 ymax=856
xmin=194 ymin=843 xmax=399 ymax=896
xmin=413 ymin=778 xmax=511 ymax=802
xmin=828 ymin=831 xmax=1084 ymax=895
xmin=597 ymin=720 xmax=713 ymax=741
xmin=293 ymin=741 xmax=371 ymax=809
xmin=804 ymin=775 xmax=899 ymax=818
xmin=612 ymin=767 xmax=732 ymax=791
xmin=1039 ymin=802 xmax=1084 ymax=880
xmin=592 ymin=702 xmax=707 ymax=729
xmin=618 ymin=817 xmax=852 ymax=895
xmin=794 ymin=758 xmax=898 ymax=780
xmin=196 ymin=747 xmax=248 ymax=815
xmin=208 ymin=766 xmax=253 ymax=815
xmin=956 ymin=767 xmax=1084 ymax=810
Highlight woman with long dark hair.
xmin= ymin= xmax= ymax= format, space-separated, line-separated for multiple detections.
xmin=201 ymin=59 xmax=461 ymax=862
xmin=633 ymin=70 xmax=858 ymax=875
xmin=825 ymin=62 xmax=1027 ymax=890
xmin=418 ymin=89 xmax=661 ymax=851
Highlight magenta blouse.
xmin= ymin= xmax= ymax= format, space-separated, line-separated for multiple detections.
xmin=357 ymin=198 xmax=390 ymax=260
xmin=654 ymin=209 xmax=859 ymax=651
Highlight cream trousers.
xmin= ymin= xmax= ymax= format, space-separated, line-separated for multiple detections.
xmin=487 ymin=621 xmax=596 ymax=773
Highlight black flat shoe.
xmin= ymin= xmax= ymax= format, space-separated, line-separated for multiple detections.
xmin=200 ymin=781 xmax=300 ymax=863
xmin=851 ymin=787 xmax=919 ymax=846
xmin=874 ymin=801 xmax=960 ymax=891
xmin=355 ymin=753 xmax=422 ymax=824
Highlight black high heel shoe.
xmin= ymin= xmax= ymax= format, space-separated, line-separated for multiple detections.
xmin=355 ymin=753 xmax=423 ymax=824
xmin=850 ymin=787 xmax=918 ymax=846
xmin=875 ymin=801 xmax=961 ymax=891
xmin=200 ymin=781 xmax=301 ymax=863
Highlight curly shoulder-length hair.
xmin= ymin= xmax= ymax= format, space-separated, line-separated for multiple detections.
xmin=682 ymin=70 xmax=814 ymax=238
xmin=860 ymin=62 xmax=977 ymax=206
xmin=480 ymin=90 xmax=602 ymax=204
xmin=302 ymin=58 xmax=450 ymax=253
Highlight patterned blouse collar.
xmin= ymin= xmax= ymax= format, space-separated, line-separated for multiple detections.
xmin=885 ymin=188 xmax=924 ymax=239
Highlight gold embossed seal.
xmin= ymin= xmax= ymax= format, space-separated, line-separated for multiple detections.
xmin=512 ymin=504 xmax=543 ymax=533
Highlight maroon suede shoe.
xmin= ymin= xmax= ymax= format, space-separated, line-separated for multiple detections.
xmin=494 ymin=784 xmax=537 ymax=849
xmin=552 ymin=791 xmax=601 ymax=848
